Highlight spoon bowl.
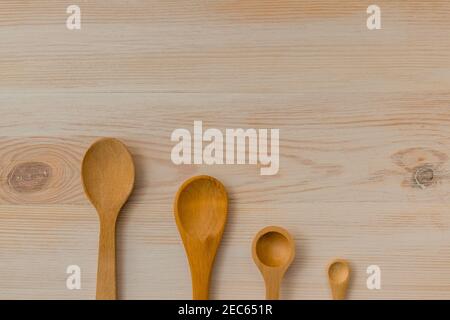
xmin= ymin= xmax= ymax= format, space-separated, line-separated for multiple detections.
xmin=176 ymin=177 xmax=227 ymax=240
xmin=327 ymin=258 xmax=350 ymax=300
xmin=81 ymin=138 xmax=135 ymax=299
xmin=252 ymin=226 xmax=295 ymax=299
xmin=82 ymin=138 xmax=135 ymax=216
xmin=174 ymin=175 xmax=228 ymax=300
xmin=256 ymin=231 xmax=292 ymax=267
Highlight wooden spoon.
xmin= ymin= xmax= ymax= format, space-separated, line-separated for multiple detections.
xmin=174 ymin=175 xmax=228 ymax=300
xmin=327 ymin=258 xmax=350 ymax=300
xmin=252 ymin=226 xmax=295 ymax=300
xmin=81 ymin=138 xmax=135 ymax=300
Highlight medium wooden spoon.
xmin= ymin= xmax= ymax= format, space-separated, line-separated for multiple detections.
xmin=327 ymin=258 xmax=350 ymax=300
xmin=252 ymin=226 xmax=295 ymax=300
xmin=81 ymin=138 xmax=135 ymax=300
xmin=174 ymin=175 xmax=228 ymax=300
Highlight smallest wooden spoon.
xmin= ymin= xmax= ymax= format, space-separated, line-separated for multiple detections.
xmin=327 ymin=258 xmax=350 ymax=300
xmin=252 ymin=226 xmax=295 ymax=300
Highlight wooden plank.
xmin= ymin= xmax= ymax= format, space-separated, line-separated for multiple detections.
xmin=0 ymin=1 xmax=449 ymax=94
xmin=1 ymin=93 xmax=450 ymax=206
xmin=1 ymin=202 xmax=450 ymax=299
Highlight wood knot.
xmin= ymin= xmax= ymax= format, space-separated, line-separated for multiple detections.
xmin=413 ymin=165 xmax=435 ymax=189
xmin=7 ymin=162 xmax=52 ymax=193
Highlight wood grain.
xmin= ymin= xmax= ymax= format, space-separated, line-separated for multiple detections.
xmin=1 ymin=0 xmax=450 ymax=94
xmin=0 ymin=0 xmax=450 ymax=299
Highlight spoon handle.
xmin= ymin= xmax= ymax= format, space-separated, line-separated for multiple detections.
xmin=264 ymin=274 xmax=281 ymax=300
xmin=191 ymin=268 xmax=211 ymax=300
xmin=330 ymin=282 xmax=348 ymax=300
xmin=96 ymin=221 xmax=117 ymax=300
xmin=189 ymin=249 xmax=213 ymax=300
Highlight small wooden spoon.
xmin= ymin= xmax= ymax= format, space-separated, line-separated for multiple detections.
xmin=81 ymin=138 xmax=135 ymax=300
xmin=174 ymin=175 xmax=228 ymax=300
xmin=252 ymin=226 xmax=295 ymax=300
xmin=327 ymin=258 xmax=350 ymax=300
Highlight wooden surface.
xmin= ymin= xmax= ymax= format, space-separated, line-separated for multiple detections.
xmin=0 ymin=0 xmax=450 ymax=299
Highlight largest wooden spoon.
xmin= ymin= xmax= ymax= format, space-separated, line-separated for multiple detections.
xmin=82 ymin=138 xmax=135 ymax=300
xmin=174 ymin=175 xmax=228 ymax=300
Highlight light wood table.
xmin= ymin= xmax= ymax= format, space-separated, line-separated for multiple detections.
xmin=0 ymin=1 xmax=450 ymax=299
